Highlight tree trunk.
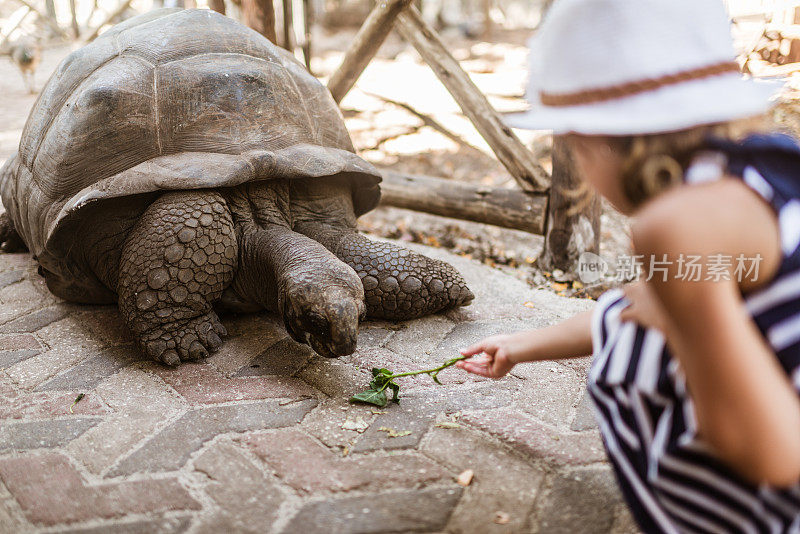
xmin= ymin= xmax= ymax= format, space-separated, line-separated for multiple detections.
xmin=69 ymin=0 xmax=80 ymax=38
xmin=301 ymin=0 xmax=312 ymax=70
xmin=538 ymin=138 xmax=601 ymax=273
xmin=281 ymin=0 xmax=294 ymax=50
xmin=209 ymin=0 xmax=226 ymax=14
xmin=242 ymin=0 xmax=277 ymax=43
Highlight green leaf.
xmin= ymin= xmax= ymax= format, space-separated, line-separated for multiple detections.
xmin=350 ymin=388 xmax=388 ymax=408
xmin=431 ymin=372 xmax=443 ymax=385
xmin=372 ymin=367 xmax=392 ymax=377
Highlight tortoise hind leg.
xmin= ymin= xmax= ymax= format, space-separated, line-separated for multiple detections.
xmin=117 ymin=191 xmax=237 ymax=365
xmin=294 ymin=222 xmax=474 ymax=320
xmin=0 ymin=212 xmax=27 ymax=252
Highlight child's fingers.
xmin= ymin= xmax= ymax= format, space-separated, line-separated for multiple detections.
xmin=458 ymin=360 xmax=494 ymax=377
xmin=459 ymin=337 xmax=500 ymax=356
xmin=459 ymin=343 xmax=487 ymax=356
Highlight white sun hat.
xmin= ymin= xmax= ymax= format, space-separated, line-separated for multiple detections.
xmin=506 ymin=0 xmax=780 ymax=135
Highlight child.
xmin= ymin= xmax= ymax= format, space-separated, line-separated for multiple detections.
xmin=457 ymin=0 xmax=800 ymax=531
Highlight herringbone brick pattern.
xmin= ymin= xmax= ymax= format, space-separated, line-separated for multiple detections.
xmin=0 ymin=239 xmax=637 ymax=533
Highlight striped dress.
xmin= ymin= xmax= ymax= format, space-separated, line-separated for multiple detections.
xmin=588 ymin=133 xmax=800 ymax=533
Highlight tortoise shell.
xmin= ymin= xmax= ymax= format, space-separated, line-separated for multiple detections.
xmin=0 ymin=8 xmax=381 ymax=261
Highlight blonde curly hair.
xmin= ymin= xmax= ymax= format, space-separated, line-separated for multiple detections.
xmin=566 ymin=117 xmax=770 ymax=211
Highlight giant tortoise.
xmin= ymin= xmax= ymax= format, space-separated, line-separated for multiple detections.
xmin=0 ymin=8 xmax=473 ymax=364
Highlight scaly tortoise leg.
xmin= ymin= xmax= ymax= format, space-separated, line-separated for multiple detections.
xmin=294 ymin=222 xmax=474 ymax=320
xmin=117 ymin=191 xmax=237 ymax=365
xmin=0 ymin=212 xmax=27 ymax=252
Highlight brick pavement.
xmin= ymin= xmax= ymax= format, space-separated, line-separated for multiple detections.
xmin=0 ymin=237 xmax=638 ymax=533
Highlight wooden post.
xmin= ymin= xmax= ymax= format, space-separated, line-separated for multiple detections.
xmin=209 ymin=0 xmax=226 ymax=14
xmin=281 ymin=0 xmax=294 ymax=50
xmin=302 ymin=0 xmax=313 ymax=70
xmin=243 ymin=0 xmax=278 ymax=43
xmin=538 ymin=138 xmax=600 ymax=273
xmin=395 ymin=6 xmax=549 ymax=192
xmin=380 ymin=171 xmax=547 ymax=234
xmin=327 ymin=0 xmax=415 ymax=103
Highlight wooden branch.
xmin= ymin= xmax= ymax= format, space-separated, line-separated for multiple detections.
xmin=12 ymin=0 xmax=68 ymax=38
xmin=281 ymin=0 xmax=294 ymax=50
xmin=1 ymin=7 xmax=32 ymax=50
xmin=379 ymin=170 xmax=546 ymax=234
xmin=538 ymin=138 xmax=600 ymax=272
xmin=83 ymin=0 xmax=133 ymax=42
xmin=395 ymin=6 xmax=549 ymax=192
xmin=327 ymin=0 xmax=414 ymax=103
xmin=365 ymin=91 xmax=483 ymax=154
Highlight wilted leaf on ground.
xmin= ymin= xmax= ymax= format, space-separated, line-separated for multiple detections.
xmin=378 ymin=426 xmax=412 ymax=438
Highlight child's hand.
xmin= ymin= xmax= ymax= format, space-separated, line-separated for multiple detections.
xmin=456 ymin=334 xmax=519 ymax=378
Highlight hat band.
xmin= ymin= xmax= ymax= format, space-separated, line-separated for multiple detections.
xmin=539 ymin=61 xmax=740 ymax=107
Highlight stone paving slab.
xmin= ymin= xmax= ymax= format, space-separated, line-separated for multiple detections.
xmin=0 ymin=237 xmax=637 ymax=533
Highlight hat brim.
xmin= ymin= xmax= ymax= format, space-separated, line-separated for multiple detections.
xmin=506 ymin=73 xmax=781 ymax=135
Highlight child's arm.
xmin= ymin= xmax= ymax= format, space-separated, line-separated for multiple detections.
xmin=632 ymin=178 xmax=800 ymax=488
xmin=456 ymin=309 xmax=593 ymax=378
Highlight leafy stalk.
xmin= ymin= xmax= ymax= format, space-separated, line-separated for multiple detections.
xmin=349 ymin=355 xmax=471 ymax=408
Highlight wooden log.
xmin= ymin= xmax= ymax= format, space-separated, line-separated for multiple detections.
xmin=379 ymin=170 xmax=547 ymax=234
xmin=83 ymin=0 xmax=134 ymax=42
xmin=538 ymin=138 xmax=601 ymax=273
xmin=395 ymin=6 xmax=549 ymax=192
xmin=281 ymin=0 xmax=293 ymax=50
xmin=242 ymin=0 xmax=278 ymax=43
xmin=327 ymin=0 xmax=415 ymax=103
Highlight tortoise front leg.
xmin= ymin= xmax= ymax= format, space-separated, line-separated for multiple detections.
xmin=117 ymin=191 xmax=236 ymax=365
xmin=294 ymin=222 xmax=474 ymax=320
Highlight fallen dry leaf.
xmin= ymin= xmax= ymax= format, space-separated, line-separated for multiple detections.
xmin=435 ymin=421 xmax=461 ymax=429
xmin=551 ymin=282 xmax=568 ymax=292
xmin=494 ymin=511 xmax=511 ymax=524
xmin=457 ymin=469 xmax=474 ymax=486
xmin=523 ymin=301 xmax=535 ymax=308
xmin=378 ymin=426 xmax=412 ymax=438
xmin=342 ymin=417 xmax=369 ymax=433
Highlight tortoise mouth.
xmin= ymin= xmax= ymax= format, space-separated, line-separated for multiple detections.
xmin=309 ymin=334 xmax=355 ymax=358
